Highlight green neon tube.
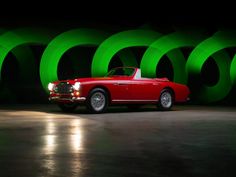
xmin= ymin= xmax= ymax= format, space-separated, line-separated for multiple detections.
xmin=186 ymin=31 xmax=235 ymax=103
xmin=91 ymin=30 xmax=163 ymax=77
xmin=141 ymin=31 xmax=207 ymax=84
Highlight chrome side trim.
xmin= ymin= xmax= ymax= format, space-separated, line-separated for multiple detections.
xmin=113 ymin=82 xmax=128 ymax=85
xmin=112 ymin=99 xmax=158 ymax=102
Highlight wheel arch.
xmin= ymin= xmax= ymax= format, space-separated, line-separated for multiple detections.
xmin=89 ymin=85 xmax=111 ymax=103
xmin=162 ymin=87 xmax=175 ymax=102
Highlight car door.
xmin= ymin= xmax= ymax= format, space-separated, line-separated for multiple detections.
xmin=130 ymin=79 xmax=161 ymax=101
xmin=109 ymin=79 xmax=132 ymax=101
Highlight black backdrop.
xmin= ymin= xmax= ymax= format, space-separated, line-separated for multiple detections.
xmin=1 ymin=1 xmax=236 ymax=104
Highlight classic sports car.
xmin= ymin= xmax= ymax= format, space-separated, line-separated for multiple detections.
xmin=48 ymin=67 xmax=190 ymax=113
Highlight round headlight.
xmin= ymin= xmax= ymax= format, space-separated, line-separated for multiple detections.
xmin=48 ymin=83 xmax=55 ymax=91
xmin=73 ymin=82 xmax=81 ymax=90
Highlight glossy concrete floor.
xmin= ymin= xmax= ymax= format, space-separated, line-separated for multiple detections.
xmin=0 ymin=105 xmax=236 ymax=177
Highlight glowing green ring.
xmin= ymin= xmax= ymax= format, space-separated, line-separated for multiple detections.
xmin=141 ymin=32 xmax=207 ymax=84
xmin=0 ymin=28 xmax=58 ymax=82
xmin=40 ymin=29 xmax=112 ymax=92
xmin=230 ymin=54 xmax=236 ymax=86
xmin=186 ymin=31 xmax=235 ymax=103
xmin=91 ymin=30 xmax=163 ymax=77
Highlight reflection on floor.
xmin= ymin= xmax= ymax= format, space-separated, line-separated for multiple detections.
xmin=0 ymin=105 xmax=236 ymax=177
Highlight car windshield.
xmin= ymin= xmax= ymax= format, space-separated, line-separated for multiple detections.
xmin=106 ymin=68 xmax=135 ymax=77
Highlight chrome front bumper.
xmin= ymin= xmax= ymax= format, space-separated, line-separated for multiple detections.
xmin=49 ymin=96 xmax=86 ymax=102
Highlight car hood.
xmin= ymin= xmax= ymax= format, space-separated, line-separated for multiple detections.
xmin=53 ymin=76 xmax=169 ymax=85
xmin=76 ymin=76 xmax=134 ymax=83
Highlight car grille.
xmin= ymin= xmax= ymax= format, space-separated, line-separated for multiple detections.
xmin=55 ymin=82 xmax=73 ymax=94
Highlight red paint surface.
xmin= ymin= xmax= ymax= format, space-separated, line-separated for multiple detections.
xmin=49 ymin=68 xmax=190 ymax=104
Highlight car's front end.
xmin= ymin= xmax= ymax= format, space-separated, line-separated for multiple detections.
xmin=48 ymin=81 xmax=86 ymax=103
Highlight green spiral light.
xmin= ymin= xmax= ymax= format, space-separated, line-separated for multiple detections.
xmin=0 ymin=28 xmax=58 ymax=82
xmin=186 ymin=31 xmax=236 ymax=103
xmin=141 ymin=31 xmax=207 ymax=84
xmin=230 ymin=53 xmax=236 ymax=86
xmin=40 ymin=29 xmax=112 ymax=92
xmin=0 ymin=28 xmax=235 ymax=103
xmin=91 ymin=30 xmax=163 ymax=77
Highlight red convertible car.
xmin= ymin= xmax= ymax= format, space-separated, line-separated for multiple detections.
xmin=48 ymin=67 xmax=190 ymax=113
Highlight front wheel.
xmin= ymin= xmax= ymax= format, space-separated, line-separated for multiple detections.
xmin=58 ymin=103 xmax=78 ymax=112
xmin=86 ymin=88 xmax=108 ymax=113
xmin=158 ymin=89 xmax=173 ymax=111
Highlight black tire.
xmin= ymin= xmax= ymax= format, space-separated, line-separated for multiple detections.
xmin=58 ymin=103 xmax=78 ymax=112
xmin=158 ymin=89 xmax=173 ymax=111
xmin=86 ymin=88 xmax=108 ymax=113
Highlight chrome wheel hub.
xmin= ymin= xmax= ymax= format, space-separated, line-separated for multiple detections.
xmin=91 ymin=92 xmax=105 ymax=111
xmin=161 ymin=92 xmax=172 ymax=108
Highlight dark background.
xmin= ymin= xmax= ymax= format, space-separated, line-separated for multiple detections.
xmin=1 ymin=1 xmax=236 ymax=104
xmin=0 ymin=1 xmax=235 ymax=28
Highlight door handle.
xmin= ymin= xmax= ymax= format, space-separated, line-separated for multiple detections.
xmin=113 ymin=82 xmax=128 ymax=85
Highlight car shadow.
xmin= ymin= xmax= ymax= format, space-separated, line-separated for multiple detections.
xmin=0 ymin=104 xmax=180 ymax=115
xmin=49 ymin=105 xmax=180 ymax=115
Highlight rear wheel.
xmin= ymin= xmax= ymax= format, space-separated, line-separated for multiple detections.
xmin=158 ymin=89 xmax=173 ymax=111
xmin=86 ymin=88 xmax=108 ymax=113
xmin=58 ymin=103 xmax=78 ymax=112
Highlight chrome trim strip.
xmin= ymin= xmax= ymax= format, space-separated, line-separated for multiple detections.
xmin=112 ymin=99 xmax=158 ymax=102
